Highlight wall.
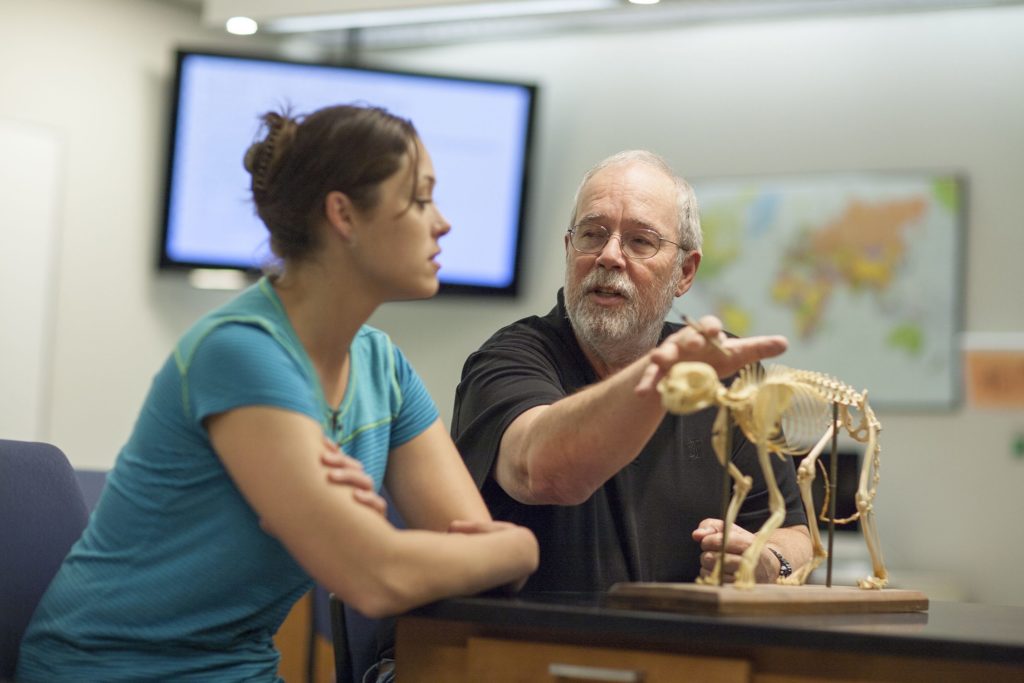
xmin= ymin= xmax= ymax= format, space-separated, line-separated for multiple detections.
xmin=0 ymin=120 xmax=61 ymax=440
xmin=2 ymin=0 xmax=1022 ymax=605
xmin=0 ymin=0 xmax=270 ymax=457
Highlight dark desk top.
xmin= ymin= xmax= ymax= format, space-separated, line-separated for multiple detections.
xmin=409 ymin=592 xmax=1024 ymax=665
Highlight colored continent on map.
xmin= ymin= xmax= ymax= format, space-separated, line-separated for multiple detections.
xmin=770 ymin=197 xmax=927 ymax=339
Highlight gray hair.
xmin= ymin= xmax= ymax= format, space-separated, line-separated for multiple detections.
xmin=567 ymin=150 xmax=702 ymax=254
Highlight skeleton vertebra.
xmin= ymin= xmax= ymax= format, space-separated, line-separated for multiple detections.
xmin=659 ymin=362 xmax=887 ymax=590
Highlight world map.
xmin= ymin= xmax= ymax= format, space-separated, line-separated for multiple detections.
xmin=672 ymin=173 xmax=963 ymax=409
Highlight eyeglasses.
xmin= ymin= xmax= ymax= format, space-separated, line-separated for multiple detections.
xmin=568 ymin=222 xmax=681 ymax=260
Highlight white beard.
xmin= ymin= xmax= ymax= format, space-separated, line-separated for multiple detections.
xmin=565 ymin=266 xmax=679 ymax=370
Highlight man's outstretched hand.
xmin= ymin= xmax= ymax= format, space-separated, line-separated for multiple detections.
xmin=636 ymin=315 xmax=788 ymax=396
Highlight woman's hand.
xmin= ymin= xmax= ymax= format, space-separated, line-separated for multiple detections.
xmin=320 ymin=435 xmax=388 ymax=517
xmin=447 ymin=519 xmax=521 ymax=534
xmin=448 ymin=519 xmax=538 ymax=593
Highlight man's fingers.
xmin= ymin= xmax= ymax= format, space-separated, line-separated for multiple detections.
xmin=639 ymin=322 xmax=789 ymax=399
xmin=728 ymin=335 xmax=788 ymax=360
xmin=676 ymin=327 xmax=709 ymax=352
xmin=700 ymin=533 xmax=747 ymax=554
xmin=702 ymin=551 xmax=741 ymax=579
xmin=711 ymin=335 xmax=789 ymax=377
xmin=636 ymin=331 xmax=702 ymax=395
xmin=698 ymin=518 xmax=724 ymax=532
xmin=634 ymin=362 xmax=662 ymax=395
xmin=694 ymin=520 xmax=756 ymax=555
xmin=696 ymin=315 xmax=723 ymax=336
xmin=691 ymin=518 xmax=723 ymax=541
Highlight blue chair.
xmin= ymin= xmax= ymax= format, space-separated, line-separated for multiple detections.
xmin=328 ymin=490 xmax=406 ymax=683
xmin=329 ymin=593 xmax=355 ymax=683
xmin=0 ymin=440 xmax=89 ymax=680
xmin=329 ymin=593 xmax=392 ymax=683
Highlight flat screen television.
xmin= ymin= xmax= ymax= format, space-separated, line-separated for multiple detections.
xmin=160 ymin=50 xmax=536 ymax=296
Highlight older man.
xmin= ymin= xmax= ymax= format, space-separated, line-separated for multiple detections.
xmin=452 ymin=150 xmax=812 ymax=592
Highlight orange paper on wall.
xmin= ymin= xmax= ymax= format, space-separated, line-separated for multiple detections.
xmin=965 ymin=351 xmax=1024 ymax=407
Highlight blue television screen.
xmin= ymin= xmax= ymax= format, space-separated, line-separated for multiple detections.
xmin=160 ymin=50 xmax=536 ymax=296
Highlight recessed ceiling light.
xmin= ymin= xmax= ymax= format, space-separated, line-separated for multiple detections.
xmin=225 ymin=16 xmax=258 ymax=35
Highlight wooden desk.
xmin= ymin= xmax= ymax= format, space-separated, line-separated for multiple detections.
xmin=396 ymin=593 xmax=1024 ymax=682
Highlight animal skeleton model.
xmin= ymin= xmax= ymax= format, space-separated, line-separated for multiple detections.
xmin=658 ymin=362 xmax=887 ymax=590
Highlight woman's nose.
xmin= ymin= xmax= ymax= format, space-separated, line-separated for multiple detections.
xmin=435 ymin=209 xmax=452 ymax=237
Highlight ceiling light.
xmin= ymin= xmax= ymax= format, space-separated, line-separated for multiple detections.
xmin=225 ymin=16 xmax=258 ymax=35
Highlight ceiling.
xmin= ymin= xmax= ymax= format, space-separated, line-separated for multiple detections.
xmin=170 ymin=0 xmax=1024 ymax=49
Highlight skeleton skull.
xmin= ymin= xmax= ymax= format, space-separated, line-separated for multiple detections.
xmin=657 ymin=362 xmax=722 ymax=414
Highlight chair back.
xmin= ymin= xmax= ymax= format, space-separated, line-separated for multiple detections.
xmin=0 ymin=440 xmax=89 ymax=679
xmin=329 ymin=594 xmax=393 ymax=683
xmin=329 ymin=594 xmax=355 ymax=683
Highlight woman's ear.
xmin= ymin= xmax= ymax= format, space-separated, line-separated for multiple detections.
xmin=324 ymin=190 xmax=358 ymax=242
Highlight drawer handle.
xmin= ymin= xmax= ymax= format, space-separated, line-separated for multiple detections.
xmin=548 ymin=662 xmax=644 ymax=682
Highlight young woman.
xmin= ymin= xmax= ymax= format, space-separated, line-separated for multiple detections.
xmin=16 ymin=104 xmax=538 ymax=682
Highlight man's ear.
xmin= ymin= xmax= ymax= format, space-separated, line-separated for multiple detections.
xmin=324 ymin=190 xmax=358 ymax=242
xmin=674 ymin=250 xmax=701 ymax=297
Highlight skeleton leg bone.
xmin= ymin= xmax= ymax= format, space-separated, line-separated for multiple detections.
xmin=696 ymin=460 xmax=752 ymax=586
xmin=856 ymin=429 xmax=888 ymax=589
xmin=735 ymin=439 xmax=788 ymax=588
xmin=783 ymin=425 xmax=836 ymax=585
xmin=857 ymin=500 xmax=888 ymax=589
xmin=698 ymin=407 xmax=753 ymax=586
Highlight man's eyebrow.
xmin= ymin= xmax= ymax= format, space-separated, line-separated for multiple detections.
xmin=420 ymin=174 xmax=436 ymax=192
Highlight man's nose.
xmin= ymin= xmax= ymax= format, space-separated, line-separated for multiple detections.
xmin=595 ymin=233 xmax=627 ymax=269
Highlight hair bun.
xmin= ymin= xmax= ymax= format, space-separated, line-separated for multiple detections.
xmin=246 ymin=112 xmax=296 ymax=196
xmin=243 ymin=142 xmax=262 ymax=174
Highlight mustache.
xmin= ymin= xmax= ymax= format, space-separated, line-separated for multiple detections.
xmin=581 ymin=269 xmax=636 ymax=299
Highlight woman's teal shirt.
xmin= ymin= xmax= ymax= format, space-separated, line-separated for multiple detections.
xmin=16 ymin=278 xmax=438 ymax=682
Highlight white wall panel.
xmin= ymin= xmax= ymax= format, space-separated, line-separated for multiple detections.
xmin=0 ymin=121 xmax=61 ymax=441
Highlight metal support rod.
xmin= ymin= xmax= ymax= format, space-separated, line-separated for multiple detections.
xmin=826 ymin=402 xmax=839 ymax=588
xmin=718 ymin=411 xmax=732 ymax=587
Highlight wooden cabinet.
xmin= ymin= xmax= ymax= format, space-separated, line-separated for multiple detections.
xmin=466 ymin=637 xmax=750 ymax=683
xmin=274 ymin=590 xmax=334 ymax=683
xmin=395 ymin=597 xmax=1024 ymax=683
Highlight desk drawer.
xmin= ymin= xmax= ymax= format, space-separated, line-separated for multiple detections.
xmin=466 ymin=637 xmax=751 ymax=683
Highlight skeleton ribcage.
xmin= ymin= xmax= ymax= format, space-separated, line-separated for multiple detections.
xmin=729 ymin=364 xmax=867 ymax=455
